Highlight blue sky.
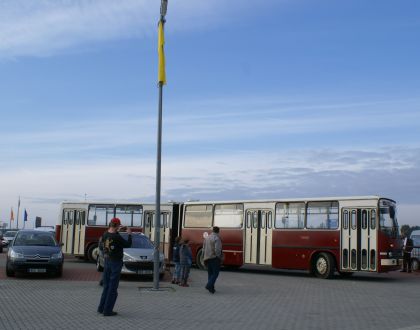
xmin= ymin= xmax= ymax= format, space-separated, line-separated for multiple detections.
xmin=0 ymin=0 xmax=419 ymax=227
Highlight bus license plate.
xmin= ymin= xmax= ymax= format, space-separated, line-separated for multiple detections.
xmin=29 ymin=268 xmax=46 ymax=273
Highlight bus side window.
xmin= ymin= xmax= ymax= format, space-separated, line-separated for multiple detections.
xmin=253 ymin=211 xmax=258 ymax=228
xmin=362 ymin=210 xmax=367 ymax=229
xmin=351 ymin=210 xmax=357 ymax=230
xmin=370 ymin=210 xmax=376 ymax=229
xmin=343 ymin=210 xmax=349 ymax=229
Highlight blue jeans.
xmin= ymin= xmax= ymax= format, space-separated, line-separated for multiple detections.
xmin=173 ymin=262 xmax=181 ymax=281
xmin=180 ymin=264 xmax=191 ymax=284
xmin=206 ymin=257 xmax=221 ymax=290
xmin=98 ymin=258 xmax=123 ymax=314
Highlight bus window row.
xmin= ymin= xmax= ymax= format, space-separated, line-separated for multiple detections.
xmin=184 ymin=201 xmax=339 ymax=230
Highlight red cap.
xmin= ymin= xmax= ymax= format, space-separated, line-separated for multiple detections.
xmin=110 ymin=217 xmax=121 ymax=226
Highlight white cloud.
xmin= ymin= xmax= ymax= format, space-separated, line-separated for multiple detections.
xmin=1 ymin=146 xmax=420 ymax=227
xmin=1 ymin=95 xmax=419 ymax=163
xmin=0 ymin=0 xmax=278 ymax=58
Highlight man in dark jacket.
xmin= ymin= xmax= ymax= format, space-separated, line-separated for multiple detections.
xmin=401 ymin=231 xmax=414 ymax=273
xmin=97 ymin=218 xmax=132 ymax=316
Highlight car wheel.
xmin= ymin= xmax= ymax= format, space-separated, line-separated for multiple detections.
xmin=56 ymin=266 xmax=63 ymax=277
xmin=313 ymin=252 xmax=335 ymax=279
xmin=87 ymin=243 xmax=99 ymax=262
xmin=195 ymin=249 xmax=207 ymax=270
xmin=6 ymin=261 xmax=15 ymax=277
xmin=412 ymin=258 xmax=419 ymax=271
xmin=96 ymin=256 xmax=104 ymax=272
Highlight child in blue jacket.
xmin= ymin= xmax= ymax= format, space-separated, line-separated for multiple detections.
xmin=179 ymin=238 xmax=192 ymax=287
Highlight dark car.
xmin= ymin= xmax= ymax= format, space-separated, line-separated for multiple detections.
xmin=96 ymin=232 xmax=165 ymax=278
xmin=6 ymin=230 xmax=64 ymax=277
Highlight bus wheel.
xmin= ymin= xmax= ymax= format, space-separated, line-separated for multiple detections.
xmin=87 ymin=244 xmax=99 ymax=263
xmin=313 ymin=253 xmax=335 ymax=279
xmin=412 ymin=259 xmax=419 ymax=271
xmin=196 ymin=249 xmax=207 ymax=270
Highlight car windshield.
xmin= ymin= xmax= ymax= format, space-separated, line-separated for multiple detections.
xmin=121 ymin=234 xmax=154 ymax=249
xmin=412 ymin=235 xmax=420 ymax=247
xmin=14 ymin=233 xmax=57 ymax=246
xmin=4 ymin=231 xmax=18 ymax=238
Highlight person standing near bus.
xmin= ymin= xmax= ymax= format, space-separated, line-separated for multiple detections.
xmin=171 ymin=236 xmax=182 ymax=284
xmin=179 ymin=238 xmax=192 ymax=287
xmin=401 ymin=231 xmax=413 ymax=273
xmin=203 ymin=226 xmax=223 ymax=294
xmin=97 ymin=218 xmax=132 ymax=316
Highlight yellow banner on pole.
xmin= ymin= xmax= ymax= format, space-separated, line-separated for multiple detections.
xmin=158 ymin=21 xmax=166 ymax=85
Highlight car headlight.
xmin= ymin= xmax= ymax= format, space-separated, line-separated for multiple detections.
xmin=9 ymin=250 xmax=24 ymax=260
xmin=123 ymin=253 xmax=136 ymax=262
xmin=51 ymin=251 xmax=63 ymax=259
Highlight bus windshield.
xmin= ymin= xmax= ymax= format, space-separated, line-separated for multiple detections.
xmin=379 ymin=199 xmax=398 ymax=237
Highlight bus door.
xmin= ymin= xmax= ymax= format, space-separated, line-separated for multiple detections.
xmin=61 ymin=210 xmax=86 ymax=255
xmin=341 ymin=208 xmax=377 ymax=272
xmin=244 ymin=209 xmax=273 ymax=265
xmin=61 ymin=210 xmax=74 ymax=254
xmin=143 ymin=212 xmax=153 ymax=239
xmin=143 ymin=211 xmax=171 ymax=259
xmin=72 ymin=210 xmax=86 ymax=256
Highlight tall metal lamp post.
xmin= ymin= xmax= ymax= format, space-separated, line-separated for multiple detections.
xmin=153 ymin=0 xmax=168 ymax=290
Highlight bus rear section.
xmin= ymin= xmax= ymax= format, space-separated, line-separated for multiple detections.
xmin=57 ymin=202 xmax=144 ymax=261
xmin=57 ymin=201 xmax=182 ymax=264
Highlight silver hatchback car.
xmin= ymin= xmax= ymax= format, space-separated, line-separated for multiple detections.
xmin=96 ymin=232 xmax=165 ymax=278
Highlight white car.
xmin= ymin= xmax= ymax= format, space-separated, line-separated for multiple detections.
xmin=96 ymin=232 xmax=165 ymax=278
xmin=410 ymin=230 xmax=420 ymax=271
xmin=3 ymin=230 xmax=18 ymax=246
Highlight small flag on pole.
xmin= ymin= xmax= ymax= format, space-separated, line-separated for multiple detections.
xmin=10 ymin=208 xmax=14 ymax=221
xmin=158 ymin=21 xmax=166 ymax=85
xmin=24 ymin=209 xmax=28 ymax=222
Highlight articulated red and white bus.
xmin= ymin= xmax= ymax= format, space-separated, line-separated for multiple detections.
xmin=56 ymin=201 xmax=182 ymax=262
xmin=180 ymin=196 xmax=402 ymax=278
xmin=57 ymin=196 xmax=402 ymax=278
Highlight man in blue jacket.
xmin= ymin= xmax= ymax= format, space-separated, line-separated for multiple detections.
xmin=97 ymin=218 xmax=132 ymax=316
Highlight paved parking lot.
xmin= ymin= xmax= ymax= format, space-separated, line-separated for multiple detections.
xmin=0 ymin=252 xmax=419 ymax=330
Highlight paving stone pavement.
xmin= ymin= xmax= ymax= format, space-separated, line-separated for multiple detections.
xmin=0 ymin=258 xmax=420 ymax=330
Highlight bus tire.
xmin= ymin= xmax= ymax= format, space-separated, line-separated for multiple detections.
xmin=196 ymin=249 xmax=207 ymax=270
xmin=87 ymin=243 xmax=99 ymax=263
xmin=313 ymin=252 xmax=335 ymax=279
xmin=412 ymin=258 xmax=419 ymax=271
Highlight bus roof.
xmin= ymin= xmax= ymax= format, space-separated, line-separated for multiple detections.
xmin=183 ymin=196 xmax=395 ymax=205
